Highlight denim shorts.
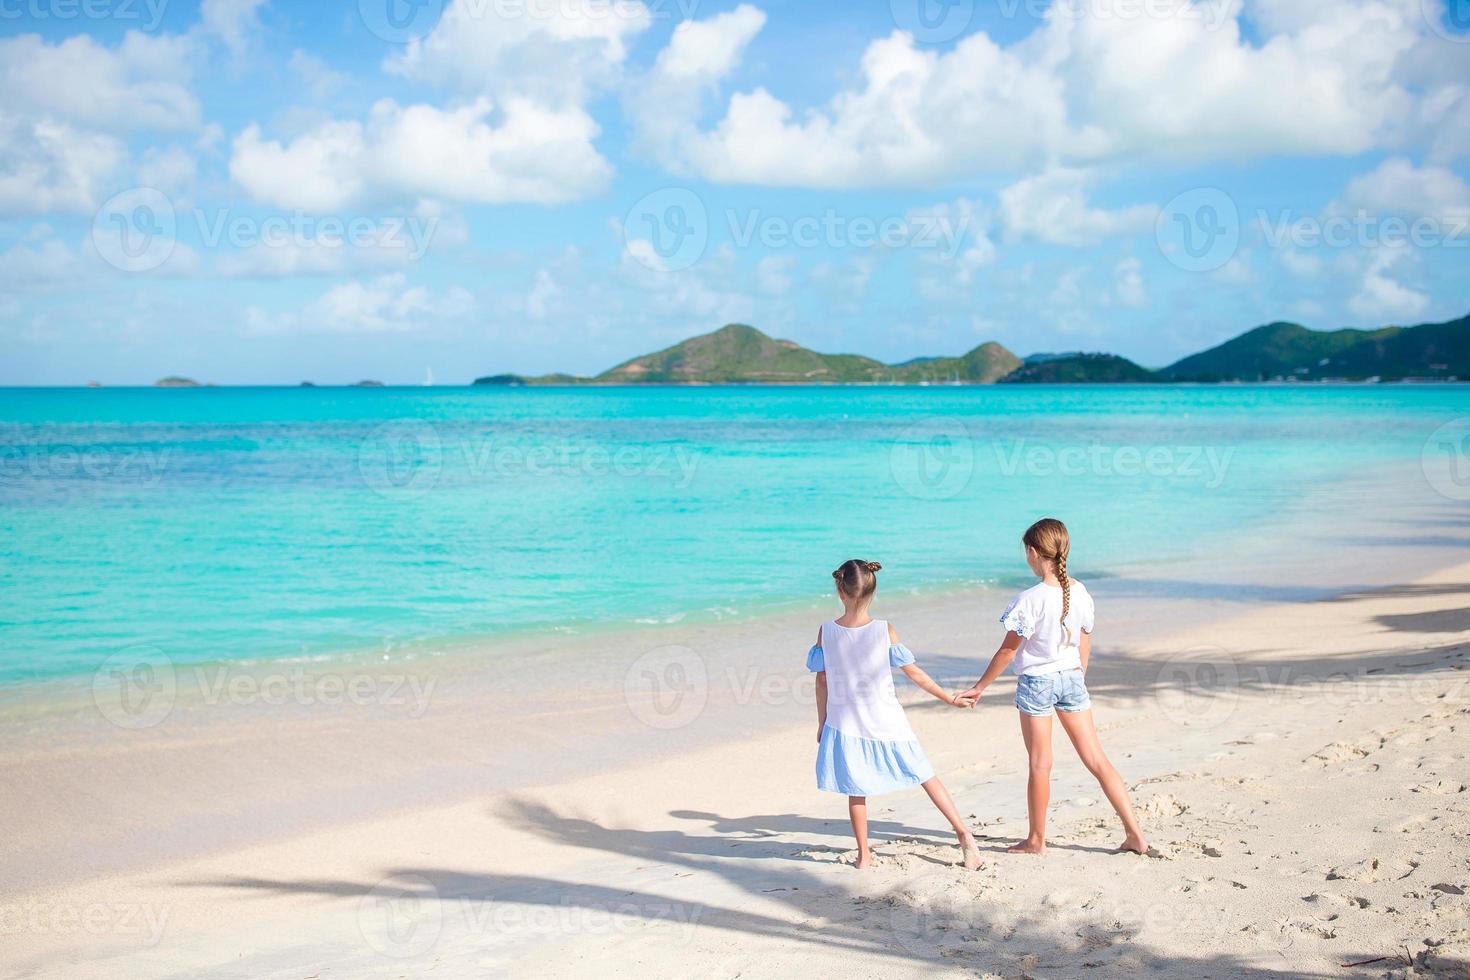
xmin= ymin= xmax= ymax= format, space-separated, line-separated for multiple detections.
xmin=1015 ymin=669 xmax=1092 ymax=717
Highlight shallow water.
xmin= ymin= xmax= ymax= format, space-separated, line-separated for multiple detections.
xmin=1 ymin=384 xmax=1466 ymax=685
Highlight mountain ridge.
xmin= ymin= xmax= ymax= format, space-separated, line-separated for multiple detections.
xmin=473 ymin=313 xmax=1470 ymax=387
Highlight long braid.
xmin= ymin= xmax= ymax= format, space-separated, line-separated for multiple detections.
xmin=1056 ymin=551 xmax=1072 ymax=646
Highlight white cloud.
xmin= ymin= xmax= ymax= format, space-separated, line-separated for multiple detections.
xmin=998 ymin=169 xmax=1157 ymax=246
xmin=1113 ymin=256 xmax=1148 ymax=307
xmin=231 ymin=0 xmax=639 ymax=210
xmin=230 ymin=98 xmax=610 ymax=211
xmin=0 ymin=228 xmax=77 ymax=284
xmin=1336 ymin=156 xmax=1470 ymax=223
xmin=1347 ymin=247 xmax=1428 ymax=320
xmin=526 ymin=266 xmax=562 ymax=319
xmin=137 ymin=145 xmax=198 ymax=200
xmin=289 ymin=50 xmax=347 ymax=102
xmin=1211 ymin=249 xmax=1254 ymax=286
xmin=198 ymin=0 xmax=268 ymax=55
xmin=1279 ymin=248 xmax=1324 ymax=279
xmin=755 ymin=255 xmax=796 ymax=295
xmin=629 ymin=4 xmax=766 ymax=162
xmin=245 ymin=274 xmax=475 ymax=333
xmin=0 ymin=32 xmax=199 ymax=215
xmin=642 ymin=0 xmax=1442 ymax=187
xmin=0 ymin=112 xmax=124 ymax=214
xmin=386 ymin=0 xmax=648 ymax=105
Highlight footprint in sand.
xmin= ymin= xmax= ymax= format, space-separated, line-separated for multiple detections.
xmin=1327 ymin=857 xmax=1419 ymax=883
xmin=1306 ymin=741 xmax=1374 ymax=766
xmin=1134 ymin=793 xmax=1189 ymax=822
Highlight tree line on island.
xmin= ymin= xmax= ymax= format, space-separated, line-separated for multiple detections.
xmin=473 ymin=311 xmax=1470 ymax=386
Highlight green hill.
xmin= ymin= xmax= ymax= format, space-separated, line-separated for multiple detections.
xmin=474 ymin=324 xmax=1021 ymax=386
xmin=888 ymin=342 xmax=1021 ymax=384
xmin=595 ymin=324 xmax=887 ymax=384
xmin=1162 ymin=313 xmax=1469 ymax=381
xmin=999 ymin=354 xmax=1155 ymax=384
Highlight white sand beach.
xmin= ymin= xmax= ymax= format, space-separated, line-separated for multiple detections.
xmin=3 ymin=497 xmax=1469 ymax=979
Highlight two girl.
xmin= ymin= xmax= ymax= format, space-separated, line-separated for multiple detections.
xmin=808 ymin=519 xmax=1147 ymax=868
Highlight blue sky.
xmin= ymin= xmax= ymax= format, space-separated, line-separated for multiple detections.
xmin=2 ymin=0 xmax=1469 ymax=384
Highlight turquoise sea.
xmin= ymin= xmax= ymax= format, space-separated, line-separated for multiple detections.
xmin=0 ymin=385 xmax=1465 ymax=686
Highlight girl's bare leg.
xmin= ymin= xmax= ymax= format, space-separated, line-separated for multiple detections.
xmin=1010 ymin=713 xmax=1053 ymax=854
xmin=920 ymin=777 xmax=983 ymax=870
xmin=1056 ymin=709 xmax=1148 ymax=854
xmin=848 ymin=796 xmax=872 ymax=869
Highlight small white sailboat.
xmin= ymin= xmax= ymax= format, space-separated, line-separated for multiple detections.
xmin=423 ymin=367 xmax=434 ymax=387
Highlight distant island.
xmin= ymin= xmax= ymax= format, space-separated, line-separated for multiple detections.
xmin=474 ymin=312 xmax=1468 ymax=387
xmin=154 ymin=376 xmax=202 ymax=387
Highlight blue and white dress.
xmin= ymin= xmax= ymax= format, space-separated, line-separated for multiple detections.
xmin=807 ymin=619 xmax=935 ymax=796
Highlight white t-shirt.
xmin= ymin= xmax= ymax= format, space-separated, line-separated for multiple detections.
xmin=1000 ymin=580 xmax=1095 ymax=676
xmin=817 ymin=620 xmax=919 ymax=743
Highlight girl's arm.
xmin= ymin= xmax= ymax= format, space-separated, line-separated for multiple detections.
xmin=1079 ymin=629 xmax=1092 ymax=674
xmin=958 ymin=631 xmax=1025 ymax=701
xmin=891 ymin=625 xmax=973 ymax=707
xmin=813 ymin=626 xmax=827 ymax=741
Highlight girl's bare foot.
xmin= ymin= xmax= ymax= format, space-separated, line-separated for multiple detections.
xmin=1118 ymin=834 xmax=1149 ymax=855
xmin=1007 ymin=836 xmax=1046 ymax=855
xmin=959 ymin=833 xmax=983 ymax=871
xmin=854 ymin=851 xmax=873 ymax=870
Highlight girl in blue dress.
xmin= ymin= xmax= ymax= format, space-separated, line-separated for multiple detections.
xmin=808 ymin=559 xmax=982 ymax=870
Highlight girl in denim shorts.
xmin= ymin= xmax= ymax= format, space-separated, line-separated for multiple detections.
xmin=957 ymin=519 xmax=1149 ymax=857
